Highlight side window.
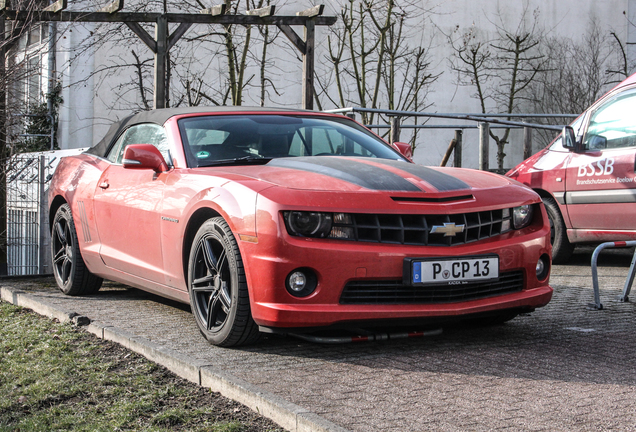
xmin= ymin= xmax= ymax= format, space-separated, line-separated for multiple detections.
xmin=106 ymin=124 xmax=170 ymax=164
xmin=106 ymin=131 xmax=128 ymax=163
xmin=583 ymin=90 xmax=636 ymax=150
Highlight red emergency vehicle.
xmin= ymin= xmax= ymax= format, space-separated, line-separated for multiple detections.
xmin=507 ymin=73 xmax=636 ymax=262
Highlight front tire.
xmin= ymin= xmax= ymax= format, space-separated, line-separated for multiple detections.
xmin=543 ymin=197 xmax=574 ymax=264
xmin=51 ymin=204 xmax=103 ymax=295
xmin=188 ymin=217 xmax=260 ymax=347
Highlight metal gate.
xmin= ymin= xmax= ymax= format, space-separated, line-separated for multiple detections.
xmin=6 ymin=149 xmax=84 ymax=275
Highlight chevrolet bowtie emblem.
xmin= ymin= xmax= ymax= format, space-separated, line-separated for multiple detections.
xmin=430 ymin=222 xmax=465 ymax=237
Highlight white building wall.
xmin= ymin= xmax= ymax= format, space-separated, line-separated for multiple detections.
xmin=57 ymin=23 xmax=95 ymax=149
xmin=415 ymin=0 xmax=631 ymax=169
xmin=55 ymin=0 xmax=636 ymax=170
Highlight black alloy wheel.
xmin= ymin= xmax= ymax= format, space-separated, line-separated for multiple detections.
xmin=51 ymin=204 xmax=103 ymax=295
xmin=188 ymin=217 xmax=259 ymax=347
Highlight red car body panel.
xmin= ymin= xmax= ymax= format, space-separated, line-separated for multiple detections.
xmin=507 ymin=73 xmax=636 ymax=244
xmin=50 ymin=108 xmax=553 ymax=330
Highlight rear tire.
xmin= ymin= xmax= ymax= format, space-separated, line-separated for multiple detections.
xmin=543 ymin=197 xmax=574 ymax=264
xmin=188 ymin=217 xmax=260 ymax=347
xmin=51 ymin=204 xmax=103 ymax=295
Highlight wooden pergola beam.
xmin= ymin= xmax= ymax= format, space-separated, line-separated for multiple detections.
xmin=1 ymin=10 xmax=336 ymax=25
xmin=98 ymin=0 xmax=124 ymax=14
xmin=199 ymin=4 xmax=225 ymax=16
xmin=246 ymin=5 xmax=275 ymax=17
xmin=296 ymin=5 xmax=324 ymax=17
xmin=125 ymin=22 xmax=156 ymax=51
xmin=2 ymin=4 xmax=336 ymax=110
xmin=42 ymin=0 xmax=67 ymax=13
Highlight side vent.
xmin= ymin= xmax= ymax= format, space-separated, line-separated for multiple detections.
xmin=77 ymin=201 xmax=92 ymax=243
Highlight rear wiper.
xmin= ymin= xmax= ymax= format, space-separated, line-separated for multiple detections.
xmin=199 ymin=155 xmax=272 ymax=167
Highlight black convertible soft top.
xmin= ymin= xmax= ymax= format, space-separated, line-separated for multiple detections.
xmin=85 ymin=106 xmax=309 ymax=158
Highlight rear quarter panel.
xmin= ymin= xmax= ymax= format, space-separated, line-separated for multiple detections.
xmin=49 ymin=154 xmax=109 ymax=272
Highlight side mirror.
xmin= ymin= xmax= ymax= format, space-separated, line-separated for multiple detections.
xmin=392 ymin=141 xmax=413 ymax=161
xmin=562 ymin=126 xmax=581 ymax=152
xmin=122 ymin=144 xmax=169 ymax=173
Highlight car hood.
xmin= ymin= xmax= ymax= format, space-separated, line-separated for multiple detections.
xmin=209 ymin=156 xmax=518 ymax=194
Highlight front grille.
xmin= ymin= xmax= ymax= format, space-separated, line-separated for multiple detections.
xmin=330 ymin=209 xmax=511 ymax=246
xmin=340 ymin=270 xmax=524 ymax=304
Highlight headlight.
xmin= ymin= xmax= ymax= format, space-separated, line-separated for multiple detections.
xmin=512 ymin=205 xmax=533 ymax=229
xmin=284 ymin=211 xmax=333 ymax=238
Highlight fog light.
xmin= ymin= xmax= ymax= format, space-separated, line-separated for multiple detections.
xmin=286 ymin=268 xmax=318 ymax=297
xmin=536 ymin=254 xmax=550 ymax=281
xmin=288 ymin=271 xmax=307 ymax=292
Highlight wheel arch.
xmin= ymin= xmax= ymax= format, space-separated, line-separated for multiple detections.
xmin=49 ymin=195 xmax=68 ymax=233
xmin=532 ymin=188 xmax=554 ymax=200
xmin=182 ymin=207 xmax=222 ymax=285
xmin=532 ymin=188 xmax=571 ymax=227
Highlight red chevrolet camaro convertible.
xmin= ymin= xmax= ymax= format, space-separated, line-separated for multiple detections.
xmin=49 ymin=107 xmax=553 ymax=346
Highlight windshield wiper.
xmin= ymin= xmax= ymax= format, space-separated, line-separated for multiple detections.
xmin=199 ymin=155 xmax=272 ymax=167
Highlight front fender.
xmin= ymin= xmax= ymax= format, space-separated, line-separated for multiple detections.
xmin=159 ymin=170 xmax=274 ymax=290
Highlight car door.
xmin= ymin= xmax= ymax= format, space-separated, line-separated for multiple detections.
xmin=565 ymin=88 xmax=636 ymax=230
xmin=93 ymin=123 xmax=172 ymax=284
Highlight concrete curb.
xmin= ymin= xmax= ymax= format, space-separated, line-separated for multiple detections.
xmin=0 ymin=285 xmax=348 ymax=432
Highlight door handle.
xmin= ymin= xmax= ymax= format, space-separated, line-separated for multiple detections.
xmin=99 ymin=181 xmax=109 ymax=189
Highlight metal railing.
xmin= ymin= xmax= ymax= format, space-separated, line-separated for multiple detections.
xmin=6 ymin=154 xmax=55 ymax=275
xmin=6 ymin=148 xmax=85 ymax=276
xmin=325 ymin=107 xmax=579 ymax=170
xmin=590 ymin=241 xmax=636 ymax=310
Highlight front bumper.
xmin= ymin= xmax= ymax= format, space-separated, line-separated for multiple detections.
xmin=255 ymin=286 xmax=552 ymax=329
xmin=240 ymin=210 xmax=553 ymax=329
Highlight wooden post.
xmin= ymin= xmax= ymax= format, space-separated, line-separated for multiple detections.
xmin=390 ymin=116 xmax=401 ymax=144
xmin=38 ymin=155 xmax=48 ymax=274
xmin=479 ymin=122 xmax=489 ymax=171
xmin=302 ymin=19 xmax=315 ymax=110
xmin=0 ymin=15 xmax=6 ymax=275
xmin=440 ymin=138 xmax=456 ymax=167
xmin=523 ymin=125 xmax=533 ymax=160
xmin=154 ymin=15 xmax=168 ymax=109
xmin=453 ymin=129 xmax=462 ymax=168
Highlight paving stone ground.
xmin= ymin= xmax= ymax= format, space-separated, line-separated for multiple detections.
xmin=3 ymin=246 xmax=636 ymax=431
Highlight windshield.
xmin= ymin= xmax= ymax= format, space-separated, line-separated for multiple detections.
xmin=177 ymin=114 xmax=406 ymax=168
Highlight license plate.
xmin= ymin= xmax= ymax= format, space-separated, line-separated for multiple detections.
xmin=407 ymin=255 xmax=499 ymax=286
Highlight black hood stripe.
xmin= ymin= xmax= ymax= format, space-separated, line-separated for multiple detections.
xmin=365 ymin=159 xmax=470 ymax=192
xmin=268 ymin=157 xmax=421 ymax=191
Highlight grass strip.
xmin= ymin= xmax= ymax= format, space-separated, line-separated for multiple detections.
xmin=0 ymin=301 xmax=282 ymax=432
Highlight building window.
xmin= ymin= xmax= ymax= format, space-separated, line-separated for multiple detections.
xmin=27 ymin=56 xmax=41 ymax=103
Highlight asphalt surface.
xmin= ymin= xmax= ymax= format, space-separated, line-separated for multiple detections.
xmin=2 ymin=246 xmax=636 ymax=431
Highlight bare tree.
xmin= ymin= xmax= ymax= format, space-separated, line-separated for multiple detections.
xmin=316 ymin=0 xmax=438 ymax=152
xmin=65 ymin=0 xmax=284 ymax=111
xmin=0 ymin=0 xmax=63 ymax=274
xmin=527 ymin=21 xmax=630 ymax=147
xmin=449 ymin=6 xmax=547 ymax=170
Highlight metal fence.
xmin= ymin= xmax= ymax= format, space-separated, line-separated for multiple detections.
xmin=325 ymin=107 xmax=580 ymax=171
xmin=7 ymin=154 xmax=53 ymax=275
xmin=6 ymin=149 xmax=84 ymax=276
